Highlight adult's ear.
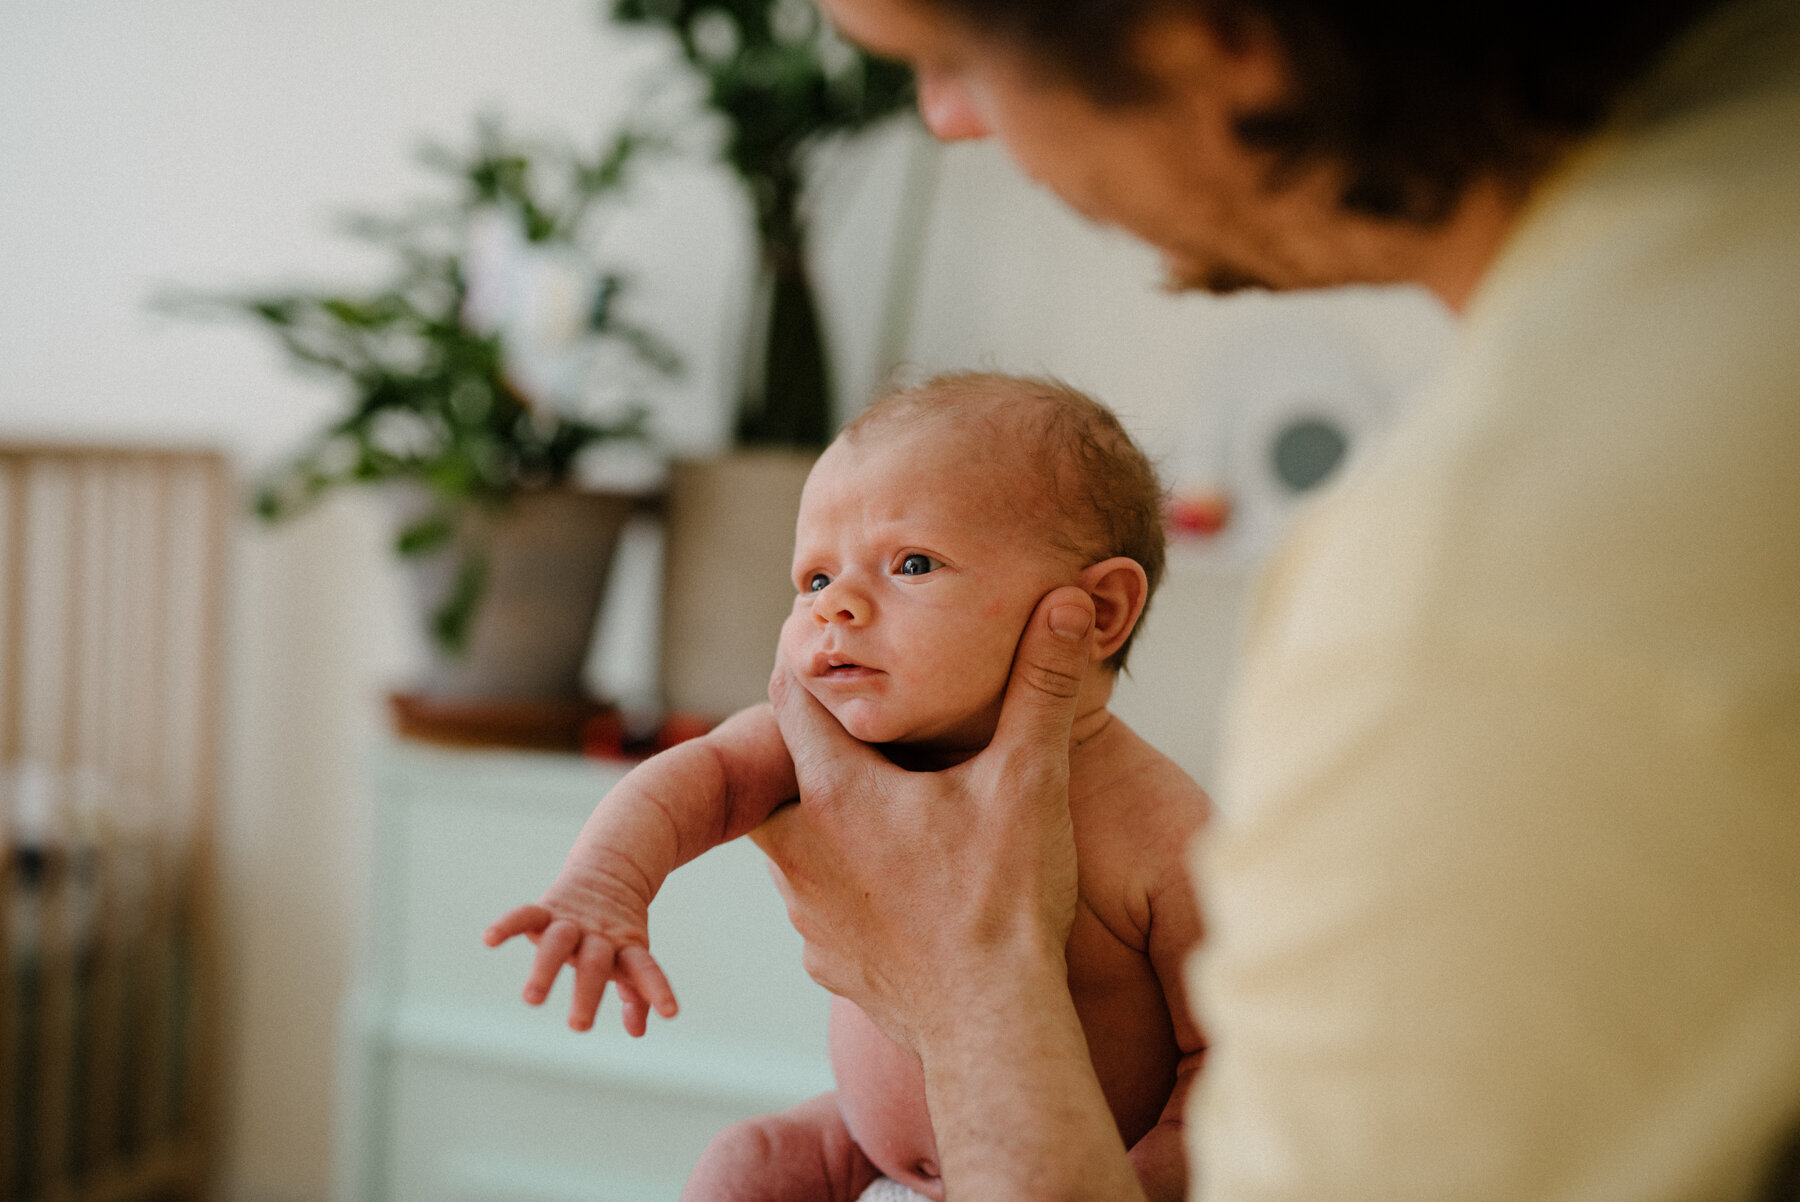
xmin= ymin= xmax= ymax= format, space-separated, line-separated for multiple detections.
xmin=1077 ymin=557 xmax=1149 ymax=664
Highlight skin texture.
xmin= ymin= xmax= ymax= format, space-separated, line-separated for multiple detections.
xmin=784 ymin=424 xmax=1120 ymax=756
xmin=745 ymin=0 xmax=1556 ymax=1198
xmin=487 ymin=409 xmax=1209 ymax=1201
xmin=816 ymin=0 xmax=1525 ymax=311
xmin=758 ymin=592 xmax=1160 ymax=1202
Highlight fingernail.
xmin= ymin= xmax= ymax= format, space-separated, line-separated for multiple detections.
xmin=1049 ymin=604 xmax=1092 ymax=639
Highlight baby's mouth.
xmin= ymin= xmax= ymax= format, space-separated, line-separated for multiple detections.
xmin=814 ymin=652 xmax=880 ymax=679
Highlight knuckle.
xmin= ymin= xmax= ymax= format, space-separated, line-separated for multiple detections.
xmin=1021 ymin=655 xmax=1084 ymax=700
xmin=799 ymin=943 xmax=835 ymax=991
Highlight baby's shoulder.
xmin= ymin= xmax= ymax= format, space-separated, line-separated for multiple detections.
xmin=1068 ymin=715 xmax=1211 ymax=877
xmin=1067 ymin=715 xmax=1209 ymax=950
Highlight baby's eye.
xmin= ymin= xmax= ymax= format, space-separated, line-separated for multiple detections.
xmin=897 ymin=553 xmax=942 ymax=577
xmin=807 ymin=572 xmax=831 ymax=593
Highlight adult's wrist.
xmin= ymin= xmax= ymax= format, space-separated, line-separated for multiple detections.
xmin=911 ymin=908 xmax=1072 ymax=1048
xmin=916 ymin=938 xmax=1146 ymax=1202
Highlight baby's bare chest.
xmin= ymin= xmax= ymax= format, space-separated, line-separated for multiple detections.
xmin=832 ymin=734 xmax=1205 ymax=1188
xmin=830 ymin=900 xmax=1180 ymax=1187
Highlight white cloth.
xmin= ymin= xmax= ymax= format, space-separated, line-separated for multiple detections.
xmin=856 ymin=1178 xmax=932 ymax=1202
xmin=1188 ymin=1 xmax=1800 ymax=1199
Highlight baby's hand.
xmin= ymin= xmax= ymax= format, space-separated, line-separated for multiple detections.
xmin=483 ymin=875 xmax=678 ymax=1036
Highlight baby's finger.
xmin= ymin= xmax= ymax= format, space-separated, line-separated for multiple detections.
xmin=523 ymin=920 xmax=580 ymax=1006
xmin=483 ymin=903 xmax=551 ymax=947
xmin=617 ymin=945 xmax=679 ymax=1019
xmin=568 ymin=936 xmax=617 ymax=1031
xmin=617 ymin=982 xmax=649 ymax=1038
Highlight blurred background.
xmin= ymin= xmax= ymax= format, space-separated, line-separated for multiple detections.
xmin=0 ymin=2 xmax=1453 ymax=1200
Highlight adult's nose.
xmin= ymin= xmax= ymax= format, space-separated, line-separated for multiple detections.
xmin=916 ymin=68 xmax=989 ymax=141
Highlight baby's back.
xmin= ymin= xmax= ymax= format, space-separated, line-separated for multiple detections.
xmin=829 ymin=715 xmax=1210 ymax=1199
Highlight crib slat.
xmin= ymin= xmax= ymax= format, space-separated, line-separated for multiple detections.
xmin=31 ymin=461 xmax=82 ymax=1202
xmin=132 ymin=463 xmax=174 ymax=1152
xmin=180 ymin=458 xmax=231 ymax=1191
xmin=0 ymin=446 xmax=227 ymax=1202
xmin=78 ymin=464 xmax=127 ymax=1174
xmin=2 ymin=462 xmax=28 ymax=1202
xmin=36 ymin=845 xmax=77 ymax=1202
xmin=73 ymin=1142 xmax=203 ymax=1202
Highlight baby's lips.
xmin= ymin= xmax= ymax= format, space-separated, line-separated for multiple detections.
xmin=808 ymin=648 xmax=866 ymax=675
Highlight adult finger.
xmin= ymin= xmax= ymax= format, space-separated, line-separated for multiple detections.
xmin=768 ymin=659 xmax=886 ymax=791
xmin=749 ymin=819 xmax=814 ymax=937
xmin=989 ymin=585 xmax=1095 ymax=763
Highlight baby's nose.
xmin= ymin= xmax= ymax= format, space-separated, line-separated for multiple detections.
xmin=811 ymin=580 xmax=870 ymax=626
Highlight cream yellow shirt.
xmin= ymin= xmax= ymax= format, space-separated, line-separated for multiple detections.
xmin=1188 ymin=3 xmax=1800 ymax=1198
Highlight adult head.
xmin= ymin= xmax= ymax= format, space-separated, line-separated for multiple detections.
xmin=818 ymin=0 xmax=1725 ymax=304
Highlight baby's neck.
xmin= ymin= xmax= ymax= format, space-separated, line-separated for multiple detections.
xmin=878 ymin=695 xmax=1118 ymax=773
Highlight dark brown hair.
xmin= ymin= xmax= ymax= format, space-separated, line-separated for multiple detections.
xmin=845 ymin=372 xmax=1166 ymax=671
xmin=922 ymin=0 xmax=1725 ymax=221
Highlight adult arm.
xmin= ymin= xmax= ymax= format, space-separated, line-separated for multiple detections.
xmin=753 ymin=587 xmax=1150 ymax=1201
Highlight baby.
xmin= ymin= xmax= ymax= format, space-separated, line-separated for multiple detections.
xmin=485 ymin=372 xmax=1210 ymax=1202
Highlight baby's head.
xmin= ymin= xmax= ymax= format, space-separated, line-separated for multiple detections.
xmin=780 ymin=371 xmax=1164 ymax=761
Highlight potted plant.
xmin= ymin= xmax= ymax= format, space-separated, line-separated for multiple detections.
xmin=171 ymin=116 xmax=679 ymax=718
xmin=614 ymin=0 xmax=913 ymax=446
xmin=609 ymin=0 xmax=917 ymax=720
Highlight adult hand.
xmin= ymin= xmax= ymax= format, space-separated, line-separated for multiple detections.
xmin=756 ymin=585 xmax=1146 ymax=1200
xmin=751 ymin=584 xmax=1096 ymax=1049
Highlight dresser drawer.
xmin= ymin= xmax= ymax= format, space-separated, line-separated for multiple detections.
xmin=384 ymin=1047 xmax=784 ymax=1202
xmin=366 ymin=743 xmax=830 ymax=1057
xmin=342 ymin=743 xmax=834 ymax=1202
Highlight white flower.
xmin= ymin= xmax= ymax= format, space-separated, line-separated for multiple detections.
xmin=461 ymin=205 xmax=616 ymax=416
xmin=460 ymin=205 xmax=523 ymax=337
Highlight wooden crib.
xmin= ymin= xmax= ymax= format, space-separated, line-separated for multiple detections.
xmin=0 ymin=445 xmax=230 ymax=1202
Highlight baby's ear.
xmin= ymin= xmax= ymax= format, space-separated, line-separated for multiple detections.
xmin=1078 ymin=557 xmax=1149 ymax=664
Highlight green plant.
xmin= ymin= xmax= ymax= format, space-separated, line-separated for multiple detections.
xmin=612 ymin=0 xmax=914 ymax=446
xmin=168 ymin=116 xmax=678 ymax=651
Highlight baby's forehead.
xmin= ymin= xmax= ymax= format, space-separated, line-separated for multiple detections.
xmin=840 ymin=404 xmax=1047 ymax=483
xmin=842 ymin=415 xmax=1058 ymax=510
xmin=811 ymin=415 xmax=1091 ymax=562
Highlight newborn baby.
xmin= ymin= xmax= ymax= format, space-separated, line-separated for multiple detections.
xmin=486 ymin=372 xmax=1210 ymax=1201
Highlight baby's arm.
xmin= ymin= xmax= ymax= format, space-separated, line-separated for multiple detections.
xmin=483 ymin=703 xmax=796 ymax=1034
xmin=1130 ymin=851 xmax=1208 ymax=1202
xmin=1108 ymin=766 xmax=1209 ymax=1194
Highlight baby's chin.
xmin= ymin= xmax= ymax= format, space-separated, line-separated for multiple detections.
xmin=819 ymin=694 xmax=996 ymax=765
xmin=820 ymin=695 xmax=913 ymax=745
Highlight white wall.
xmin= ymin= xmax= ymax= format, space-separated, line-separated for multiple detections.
xmin=0 ymin=4 xmax=1452 ymax=1200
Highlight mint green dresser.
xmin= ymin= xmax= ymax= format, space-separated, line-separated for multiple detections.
xmin=336 ymin=742 xmax=834 ymax=1202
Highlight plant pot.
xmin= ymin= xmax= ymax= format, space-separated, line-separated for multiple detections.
xmin=659 ymin=449 xmax=816 ymax=721
xmin=396 ymin=486 xmax=643 ymax=702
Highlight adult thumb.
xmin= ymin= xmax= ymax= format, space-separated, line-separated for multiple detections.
xmin=991 ymin=585 xmax=1095 ymax=760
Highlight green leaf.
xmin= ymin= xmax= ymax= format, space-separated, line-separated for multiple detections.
xmin=395 ymin=512 xmax=457 ymax=557
xmin=430 ymin=550 xmax=489 ymax=654
xmin=161 ymin=108 xmax=675 ymax=508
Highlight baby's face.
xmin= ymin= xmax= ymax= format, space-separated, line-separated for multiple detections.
xmin=780 ymin=421 xmax=1084 ymax=756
